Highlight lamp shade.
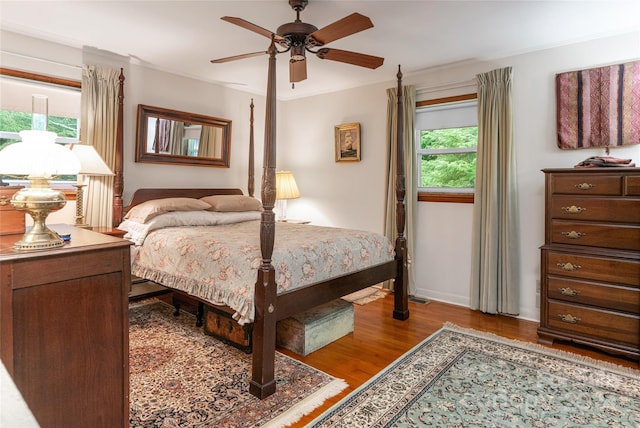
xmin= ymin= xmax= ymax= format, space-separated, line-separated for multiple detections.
xmin=69 ymin=144 xmax=114 ymax=176
xmin=0 ymin=130 xmax=80 ymax=178
xmin=276 ymin=171 xmax=300 ymax=200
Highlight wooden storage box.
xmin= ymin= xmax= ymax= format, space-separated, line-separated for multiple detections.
xmin=203 ymin=305 xmax=253 ymax=353
xmin=277 ymin=299 xmax=354 ymax=356
xmin=0 ymin=186 xmax=25 ymax=236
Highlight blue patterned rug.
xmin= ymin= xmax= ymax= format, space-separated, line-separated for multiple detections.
xmin=309 ymin=323 xmax=640 ymax=427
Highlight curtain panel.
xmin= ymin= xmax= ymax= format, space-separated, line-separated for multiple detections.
xmin=469 ymin=67 xmax=520 ymax=315
xmin=80 ymin=65 xmax=120 ymax=228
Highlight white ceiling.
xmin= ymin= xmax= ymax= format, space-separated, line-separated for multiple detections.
xmin=1 ymin=1 xmax=639 ymax=100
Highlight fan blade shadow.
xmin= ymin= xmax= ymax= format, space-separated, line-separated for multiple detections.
xmin=316 ymin=48 xmax=383 ymax=69
xmin=211 ymin=51 xmax=266 ymax=63
xmin=309 ymin=13 xmax=373 ymax=46
xmin=221 ymin=16 xmax=286 ymax=43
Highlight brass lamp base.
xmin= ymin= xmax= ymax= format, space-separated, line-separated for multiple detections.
xmin=10 ymin=178 xmax=67 ymax=250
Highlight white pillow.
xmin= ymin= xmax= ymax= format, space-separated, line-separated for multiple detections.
xmin=118 ymin=210 xmax=261 ymax=245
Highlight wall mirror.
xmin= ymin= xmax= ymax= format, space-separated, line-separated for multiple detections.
xmin=135 ymin=104 xmax=231 ymax=167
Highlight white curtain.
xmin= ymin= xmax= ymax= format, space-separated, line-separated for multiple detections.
xmin=469 ymin=66 xmax=520 ymax=315
xmin=198 ymin=125 xmax=221 ymax=157
xmin=80 ymin=65 xmax=120 ymax=228
xmin=384 ymin=84 xmax=416 ymax=295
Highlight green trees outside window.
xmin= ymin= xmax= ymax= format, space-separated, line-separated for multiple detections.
xmin=419 ymin=127 xmax=477 ymax=189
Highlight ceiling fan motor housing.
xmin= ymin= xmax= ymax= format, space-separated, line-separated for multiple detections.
xmin=289 ymin=0 xmax=308 ymax=12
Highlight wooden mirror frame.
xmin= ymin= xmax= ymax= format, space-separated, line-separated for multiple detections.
xmin=135 ymin=104 xmax=231 ymax=168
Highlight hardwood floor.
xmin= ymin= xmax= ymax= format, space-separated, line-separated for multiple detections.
xmin=277 ymin=291 xmax=639 ymax=427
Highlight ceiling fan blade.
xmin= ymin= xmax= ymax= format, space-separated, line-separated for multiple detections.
xmin=221 ymin=16 xmax=286 ymax=43
xmin=309 ymin=13 xmax=373 ymax=46
xmin=210 ymin=51 xmax=266 ymax=63
xmin=316 ymin=48 xmax=384 ymax=69
xmin=289 ymin=59 xmax=307 ymax=83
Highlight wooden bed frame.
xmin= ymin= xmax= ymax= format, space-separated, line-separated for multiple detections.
xmin=113 ymin=42 xmax=409 ymax=399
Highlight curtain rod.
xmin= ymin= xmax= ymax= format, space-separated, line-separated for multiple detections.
xmin=0 ymin=50 xmax=81 ymax=69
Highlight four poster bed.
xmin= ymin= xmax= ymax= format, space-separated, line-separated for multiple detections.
xmin=111 ymin=44 xmax=409 ymax=399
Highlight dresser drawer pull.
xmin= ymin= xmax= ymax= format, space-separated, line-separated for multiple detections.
xmin=557 ymin=262 xmax=581 ymax=272
xmin=559 ymin=314 xmax=581 ymax=324
xmin=561 ymin=205 xmax=586 ymax=214
xmin=559 ymin=287 xmax=580 ymax=296
xmin=0 ymin=195 xmax=9 ymax=206
xmin=561 ymin=231 xmax=586 ymax=239
xmin=574 ymin=182 xmax=594 ymax=190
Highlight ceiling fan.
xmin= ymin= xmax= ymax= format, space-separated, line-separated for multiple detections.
xmin=210 ymin=0 xmax=384 ymax=85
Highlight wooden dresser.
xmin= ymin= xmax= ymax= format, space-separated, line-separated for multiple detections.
xmin=0 ymin=226 xmax=131 ymax=427
xmin=0 ymin=186 xmax=25 ymax=235
xmin=538 ymin=168 xmax=640 ymax=360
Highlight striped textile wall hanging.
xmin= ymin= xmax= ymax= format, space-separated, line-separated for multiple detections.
xmin=556 ymin=60 xmax=640 ymax=151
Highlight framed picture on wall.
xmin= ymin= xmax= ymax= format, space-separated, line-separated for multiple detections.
xmin=335 ymin=122 xmax=361 ymax=162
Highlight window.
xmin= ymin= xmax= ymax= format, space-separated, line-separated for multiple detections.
xmin=0 ymin=69 xmax=81 ymax=185
xmin=416 ymin=94 xmax=477 ymax=203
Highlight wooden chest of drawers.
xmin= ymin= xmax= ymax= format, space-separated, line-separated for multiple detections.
xmin=0 ymin=186 xmax=25 ymax=235
xmin=538 ymin=168 xmax=640 ymax=359
xmin=0 ymin=227 xmax=132 ymax=427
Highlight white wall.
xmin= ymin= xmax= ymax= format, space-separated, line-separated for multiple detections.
xmin=280 ymin=32 xmax=640 ymax=321
xmin=3 ymin=30 xmax=639 ymax=322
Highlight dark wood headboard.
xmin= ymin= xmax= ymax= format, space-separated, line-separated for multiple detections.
xmin=126 ymin=188 xmax=244 ymax=211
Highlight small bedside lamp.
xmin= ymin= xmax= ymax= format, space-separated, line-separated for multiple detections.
xmin=69 ymin=144 xmax=114 ymax=228
xmin=0 ymin=95 xmax=80 ymax=250
xmin=275 ymin=171 xmax=300 ymax=221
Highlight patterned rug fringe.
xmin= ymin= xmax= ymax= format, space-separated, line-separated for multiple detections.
xmin=263 ymin=378 xmax=348 ymax=428
xmin=442 ymin=322 xmax=639 ymax=377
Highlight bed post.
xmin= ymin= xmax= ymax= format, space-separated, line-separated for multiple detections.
xmin=113 ymin=68 xmax=125 ymax=226
xmin=250 ymin=38 xmax=278 ymax=399
xmin=393 ymin=65 xmax=410 ymax=320
xmin=248 ymin=98 xmax=255 ymax=198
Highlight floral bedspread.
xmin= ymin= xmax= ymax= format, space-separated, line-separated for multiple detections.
xmin=131 ymin=220 xmax=394 ymax=324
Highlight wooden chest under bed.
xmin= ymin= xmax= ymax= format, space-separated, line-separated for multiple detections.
xmin=204 ymin=305 xmax=253 ymax=353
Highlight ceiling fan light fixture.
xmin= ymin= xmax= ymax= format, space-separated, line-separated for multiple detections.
xmin=291 ymin=45 xmax=305 ymax=61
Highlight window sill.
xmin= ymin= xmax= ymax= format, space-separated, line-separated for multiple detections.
xmin=418 ymin=192 xmax=474 ymax=204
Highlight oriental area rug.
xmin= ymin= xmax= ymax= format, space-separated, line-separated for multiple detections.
xmin=309 ymin=323 xmax=640 ymax=427
xmin=128 ymin=300 xmax=347 ymax=427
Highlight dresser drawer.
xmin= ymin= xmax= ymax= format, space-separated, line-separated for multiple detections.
xmin=549 ymin=196 xmax=640 ymax=223
xmin=550 ymin=174 xmax=622 ymax=195
xmin=547 ymin=277 xmax=640 ymax=313
xmin=546 ymin=251 xmax=640 ymax=287
xmin=550 ymin=220 xmax=640 ymax=251
xmin=625 ymin=175 xmax=640 ymax=196
xmin=546 ymin=301 xmax=639 ymax=346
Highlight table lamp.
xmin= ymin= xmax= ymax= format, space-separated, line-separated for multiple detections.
xmin=275 ymin=171 xmax=300 ymax=221
xmin=0 ymin=95 xmax=80 ymax=250
xmin=69 ymin=144 xmax=114 ymax=228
